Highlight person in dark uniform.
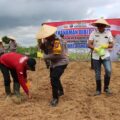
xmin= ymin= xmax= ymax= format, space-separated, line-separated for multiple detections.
xmin=36 ymin=25 xmax=69 ymax=107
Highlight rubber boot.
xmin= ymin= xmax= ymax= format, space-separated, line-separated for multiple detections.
xmin=13 ymin=83 xmax=22 ymax=104
xmin=13 ymin=83 xmax=20 ymax=97
xmin=94 ymin=80 xmax=101 ymax=96
xmin=50 ymin=98 xmax=59 ymax=107
xmin=104 ymin=76 xmax=111 ymax=95
xmin=4 ymin=86 xmax=12 ymax=103
xmin=5 ymin=86 xmax=11 ymax=96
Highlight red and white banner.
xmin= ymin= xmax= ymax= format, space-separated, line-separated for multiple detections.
xmin=44 ymin=18 xmax=120 ymax=36
xmin=43 ymin=18 xmax=120 ymax=61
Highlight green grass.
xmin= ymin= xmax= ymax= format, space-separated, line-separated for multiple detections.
xmin=68 ymin=52 xmax=91 ymax=61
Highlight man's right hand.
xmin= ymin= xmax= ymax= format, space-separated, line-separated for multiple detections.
xmin=101 ymin=44 xmax=108 ymax=49
xmin=94 ymin=47 xmax=100 ymax=52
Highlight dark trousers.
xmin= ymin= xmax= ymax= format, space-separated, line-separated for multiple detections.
xmin=50 ymin=64 xmax=67 ymax=99
xmin=0 ymin=64 xmax=19 ymax=87
xmin=91 ymin=51 xmax=94 ymax=69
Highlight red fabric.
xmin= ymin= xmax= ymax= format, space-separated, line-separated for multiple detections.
xmin=0 ymin=52 xmax=29 ymax=95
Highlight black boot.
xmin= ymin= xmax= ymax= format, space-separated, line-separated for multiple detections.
xmin=5 ymin=86 xmax=11 ymax=96
xmin=94 ymin=80 xmax=101 ymax=96
xmin=50 ymin=98 xmax=59 ymax=107
xmin=104 ymin=76 xmax=111 ymax=95
xmin=13 ymin=83 xmax=20 ymax=97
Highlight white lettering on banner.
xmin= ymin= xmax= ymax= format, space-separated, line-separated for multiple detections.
xmin=111 ymin=25 xmax=120 ymax=31
xmin=19 ymin=56 xmax=27 ymax=63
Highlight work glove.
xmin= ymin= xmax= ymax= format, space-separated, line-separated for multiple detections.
xmin=26 ymin=81 xmax=32 ymax=99
xmin=94 ymin=47 xmax=100 ymax=52
xmin=26 ymin=80 xmax=31 ymax=89
xmin=101 ymin=44 xmax=108 ymax=49
xmin=94 ymin=47 xmax=105 ymax=56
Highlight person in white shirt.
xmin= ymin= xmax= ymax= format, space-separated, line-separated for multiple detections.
xmin=88 ymin=18 xmax=114 ymax=95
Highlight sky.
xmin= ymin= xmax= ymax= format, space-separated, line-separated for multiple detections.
xmin=0 ymin=0 xmax=120 ymax=47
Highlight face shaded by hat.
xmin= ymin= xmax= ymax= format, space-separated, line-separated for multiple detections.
xmin=36 ymin=24 xmax=57 ymax=39
xmin=27 ymin=58 xmax=36 ymax=71
xmin=91 ymin=18 xmax=110 ymax=28
xmin=96 ymin=24 xmax=107 ymax=28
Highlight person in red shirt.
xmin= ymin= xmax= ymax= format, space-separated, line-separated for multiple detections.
xmin=0 ymin=52 xmax=36 ymax=99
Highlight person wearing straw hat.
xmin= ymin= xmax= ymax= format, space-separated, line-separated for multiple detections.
xmin=0 ymin=38 xmax=5 ymax=56
xmin=36 ymin=24 xmax=69 ymax=107
xmin=8 ymin=36 xmax=17 ymax=52
xmin=88 ymin=18 xmax=114 ymax=96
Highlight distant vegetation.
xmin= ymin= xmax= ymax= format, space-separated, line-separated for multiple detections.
xmin=2 ymin=36 xmax=91 ymax=60
xmin=16 ymin=46 xmax=38 ymax=58
xmin=16 ymin=46 xmax=91 ymax=60
xmin=68 ymin=52 xmax=91 ymax=61
xmin=2 ymin=36 xmax=38 ymax=58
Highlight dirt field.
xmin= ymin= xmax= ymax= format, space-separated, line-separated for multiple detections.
xmin=0 ymin=60 xmax=120 ymax=120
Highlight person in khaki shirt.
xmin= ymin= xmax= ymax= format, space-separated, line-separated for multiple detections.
xmin=88 ymin=18 xmax=114 ymax=96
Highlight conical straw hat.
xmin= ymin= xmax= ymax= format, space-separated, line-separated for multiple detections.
xmin=91 ymin=18 xmax=110 ymax=28
xmin=8 ymin=36 xmax=16 ymax=41
xmin=36 ymin=24 xmax=57 ymax=39
xmin=0 ymin=38 xmax=2 ymax=42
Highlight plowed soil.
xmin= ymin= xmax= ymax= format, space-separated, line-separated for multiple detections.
xmin=0 ymin=60 xmax=120 ymax=120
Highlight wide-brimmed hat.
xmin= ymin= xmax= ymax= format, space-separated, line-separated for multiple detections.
xmin=36 ymin=24 xmax=57 ymax=39
xmin=0 ymin=38 xmax=2 ymax=42
xmin=8 ymin=36 xmax=16 ymax=41
xmin=91 ymin=18 xmax=110 ymax=28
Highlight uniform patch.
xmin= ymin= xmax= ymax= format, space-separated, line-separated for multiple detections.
xmin=19 ymin=56 xmax=27 ymax=63
xmin=19 ymin=72 xmax=23 ymax=74
xmin=105 ymin=36 xmax=108 ymax=38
